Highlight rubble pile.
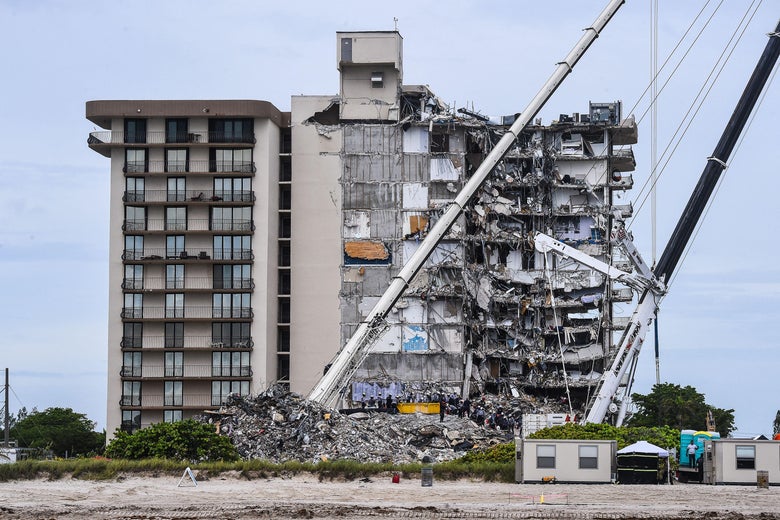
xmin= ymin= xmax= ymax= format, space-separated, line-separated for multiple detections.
xmin=200 ymin=386 xmax=512 ymax=464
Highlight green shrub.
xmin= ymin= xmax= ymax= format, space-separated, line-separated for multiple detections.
xmin=104 ymin=420 xmax=238 ymax=462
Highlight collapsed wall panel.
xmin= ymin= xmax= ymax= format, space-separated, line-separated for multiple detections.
xmin=342 ymin=182 xmax=400 ymax=210
xmin=352 ymin=352 xmax=464 ymax=383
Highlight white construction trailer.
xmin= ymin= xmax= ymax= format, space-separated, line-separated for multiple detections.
xmin=515 ymin=438 xmax=616 ymax=484
xmin=702 ymin=439 xmax=780 ymax=486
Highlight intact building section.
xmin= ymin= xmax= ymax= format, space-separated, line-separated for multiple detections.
xmin=86 ymin=100 xmax=289 ymax=436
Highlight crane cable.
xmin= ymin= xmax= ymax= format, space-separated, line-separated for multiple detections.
xmin=629 ymin=0 xmax=762 ymax=226
xmin=667 ymin=58 xmax=778 ymax=290
xmin=542 ymin=253 xmax=574 ymax=419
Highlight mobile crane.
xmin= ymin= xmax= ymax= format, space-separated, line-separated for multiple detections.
xmin=307 ymin=0 xmax=626 ymax=409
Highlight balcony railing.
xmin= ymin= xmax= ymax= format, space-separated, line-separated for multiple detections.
xmin=122 ymin=248 xmax=253 ymax=261
xmin=121 ymin=160 xmax=256 ymax=174
xmin=120 ymin=335 xmax=254 ymax=349
xmin=121 ymin=219 xmax=255 ymax=232
xmin=123 ymin=394 xmax=212 ymax=408
xmin=121 ymin=306 xmax=253 ymax=320
xmin=88 ymin=131 xmax=256 ymax=145
xmin=120 ymin=366 xmax=142 ymax=377
xmin=121 ymin=277 xmax=254 ymax=291
xmin=119 ymin=396 xmax=141 ymax=406
xmin=120 ymin=364 xmax=251 ymax=379
xmin=123 ymin=190 xmax=255 ymax=203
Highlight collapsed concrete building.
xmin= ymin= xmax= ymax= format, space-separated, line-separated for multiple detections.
xmin=296 ymin=32 xmax=638 ymax=415
xmin=89 ymin=29 xmax=638 ymax=436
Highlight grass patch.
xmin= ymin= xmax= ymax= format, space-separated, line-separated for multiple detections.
xmin=0 ymin=457 xmax=515 ymax=483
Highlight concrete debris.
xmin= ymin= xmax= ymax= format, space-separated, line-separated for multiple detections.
xmin=201 ymin=387 xmax=511 ymax=464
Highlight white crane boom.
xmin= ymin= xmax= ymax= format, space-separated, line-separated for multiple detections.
xmin=308 ymin=0 xmax=627 ymax=409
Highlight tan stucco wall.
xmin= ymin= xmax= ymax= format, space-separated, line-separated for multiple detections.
xmin=289 ymin=96 xmax=343 ymax=395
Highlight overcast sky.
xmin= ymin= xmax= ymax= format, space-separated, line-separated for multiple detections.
xmin=0 ymin=1 xmax=777 ymax=436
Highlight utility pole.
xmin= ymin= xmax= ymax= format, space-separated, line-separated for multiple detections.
xmin=3 ymin=368 xmax=9 ymax=448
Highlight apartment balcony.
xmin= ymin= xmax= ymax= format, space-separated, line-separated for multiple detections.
xmin=122 ymin=248 xmax=253 ymax=262
xmin=122 ymin=160 xmax=256 ymax=175
xmin=120 ymin=306 xmax=253 ymax=320
xmin=121 ymin=218 xmax=255 ymax=233
xmin=119 ymin=394 xmax=213 ymax=409
xmin=121 ymin=335 xmax=253 ymax=350
xmin=119 ymin=364 xmax=252 ymax=379
xmin=611 ymin=145 xmax=636 ymax=172
xmin=123 ymin=190 xmax=255 ymax=204
xmin=121 ymin=277 xmax=254 ymax=291
xmin=88 ymin=130 xmax=255 ymax=148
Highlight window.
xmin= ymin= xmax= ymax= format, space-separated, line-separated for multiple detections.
xmin=165 ymin=323 xmax=184 ymax=348
xmin=213 ymin=264 xmax=251 ymax=289
xmin=536 ymin=445 xmax=556 ymax=469
xmin=165 ymin=352 xmax=183 ymax=377
xmin=212 ymin=322 xmax=251 ymax=348
xmin=370 ymin=71 xmax=384 ymax=88
xmin=165 ymin=207 xmax=187 ymax=231
xmin=121 ymin=410 xmax=141 ymax=432
xmin=280 ymin=128 xmax=292 ymax=154
xmin=209 ymin=119 xmax=253 ymax=143
xmin=278 ymin=298 xmax=290 ymax=324
xmin=280 ymin=157 xmax=291 ymax=181
xmin=124 ymin=235 xmax=144 ymax=261
xmin=212 ymin=351 xmax=250 ymax=377
xmin=122 ymin=322 xmax=143 ymax=348
xmin=279 ymin=184 xmax=291 ymax=210
xmin=123 ymin=264 xmax=143 ymax=290
xmin=123 ymin=294 xmax=143 ymax=319
xmin=211 ymin=148 xmax=253 ymax=172
xmin=579 ymin=445 xmax=599 ymax=469
xmin=278 ymin=269 xmax=290 ymax=295
xmin=166 ymin=118 xmax=188 ymax=144
xmin=125 ymin=177 xmax=145 ymax=202
xmin=278 ymin=242 xmax=290 ymax=266
xmin=213 ymin=235 xmax=252 ymax=260
xmin=124 ymin=118 xmax=146 ymax=144
xmin=736 ymin=445 xmax=756 ymax=469
xmin=277 ymin=354 xmax=290 ymax=381
xmin=166 ymin=293 xmax=184 ymax=319
xmin=164 ymin=381 xmax=183 ymax=406
xmin=214 ymin=177 xmax=252 ymax=202
xmin=213 ymin=293 xmax=251 ymax=318
xmin=166 ymin=264 xmax=184 ymax=289
xmin=124 ymin=206 xmax=146 ymax=231
xmin=279 ymin=213 xmax=291 ymax=238
xmin=211 ymin=207 xmax=252 ymax=231
xmin=211 ymin=381 xmax=249 ymax=406
xmin=122 ymin=351 xmax=142 ymax=377
xmin=167 ymin=177 xmax=186 ymax=201
xmin=277 ymin=326 xmax=290 ymax=352
xmin=125 ymin=149 xmax=147 ymax=172
xmin=164 ymin=410 xmax=182 ymax=423
xmin=121 ymin=381 xmax=141 ymax=406
xmin=166 ymin=235 xmax=185 ymax=259
xmin=165 ymin=149 xmax=188 ymax=173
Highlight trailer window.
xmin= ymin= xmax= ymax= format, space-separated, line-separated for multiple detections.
xmin=536 ymin=445 xmax=556 ymax=469
xmin=736 ymin=445 xmax=755 ymax=469
xmin=579 ymin=445 xmax=598 ymax=469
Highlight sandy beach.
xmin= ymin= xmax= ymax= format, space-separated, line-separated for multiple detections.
xmin=0 ymin=472 xmax=778 ymax=519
